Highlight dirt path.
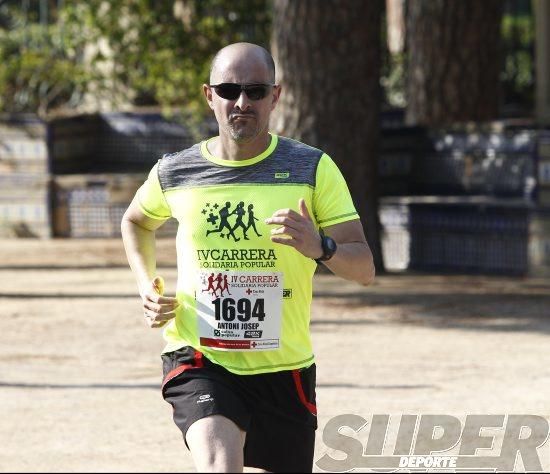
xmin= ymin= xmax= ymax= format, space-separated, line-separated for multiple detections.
xmin=1 ymin=238 xmax=549 ymax=472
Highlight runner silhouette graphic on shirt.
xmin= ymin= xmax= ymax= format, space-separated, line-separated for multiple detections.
xmin=202 ymin=273 xmax=217 ymax=297
xmin=206 ymin=201 xmax=240 ymax=242
xmin=214 ymin=273 xmax=232 ymax=297
xmin=213 ymin=273 xmax=223 ymax=297
xmin=231 ymin=201 xmax=249 ymax=240
xmin=245 ymin=204 xmax=262 ymax=237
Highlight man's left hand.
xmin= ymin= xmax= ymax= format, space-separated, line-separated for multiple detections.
xmin=265 ymin=199 xmax=323 ymax=260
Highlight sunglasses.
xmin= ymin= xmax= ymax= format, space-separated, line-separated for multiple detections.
xmin=209 ymin=83 xmax=275 ymax=101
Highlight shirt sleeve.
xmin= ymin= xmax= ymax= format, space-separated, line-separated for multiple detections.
xmin=313 ymin=153 xmax=359 ymax=228
xmin=136 ymin=161 xmax=172 ymax=220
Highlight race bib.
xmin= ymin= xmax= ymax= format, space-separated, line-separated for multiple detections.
xmin=196 ymin=270 xmax=283 ymax=351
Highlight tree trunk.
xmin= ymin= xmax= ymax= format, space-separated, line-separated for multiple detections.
xmin=386 ymin=0 xmax=406 ymax=54
xmin=406 ymin=0 xmax=503 ymax=126
xmin=272 ymin=0 xmax=384 ymax=272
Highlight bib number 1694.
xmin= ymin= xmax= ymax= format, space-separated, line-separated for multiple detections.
xmin=212 ymin=298 xmax=266 ymax=322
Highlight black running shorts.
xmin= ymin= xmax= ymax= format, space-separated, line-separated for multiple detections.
xmin=161 ymin=346 xmax=317 ymax=473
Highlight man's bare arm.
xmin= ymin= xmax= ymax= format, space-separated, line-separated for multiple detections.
xmin=320 ymin=219 xmax=375 ymax=287
xmin=266 ymin=199 xmax=375 ymax=286
xmin=121 ymin=197 xmax=179 ymax=328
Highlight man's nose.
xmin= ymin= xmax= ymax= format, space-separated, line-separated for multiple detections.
xmin=234 ymin=90 xmax=252 ymax=110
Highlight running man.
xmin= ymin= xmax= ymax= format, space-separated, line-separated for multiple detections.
xmin=222 ymin=274 xmax=232 ymax=296
xmin=231 ymin=201 xmax=249 ymax=240
xmin=206 ymin=201 xmax=240 ymax=241
xmin=121 ymin=42 xmax=375 ymax=473
xmin=201 ymin=273 xmax=217 ymax=297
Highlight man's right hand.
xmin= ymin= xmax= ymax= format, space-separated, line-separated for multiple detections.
xmin=141 ymin=276 xmax=180 ymax=328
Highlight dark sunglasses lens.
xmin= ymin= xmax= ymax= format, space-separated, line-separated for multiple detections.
xmin=244 ymin=85 xmax=269 ymax=100
xmin=215 ymin=84 xmax=241 ymax=100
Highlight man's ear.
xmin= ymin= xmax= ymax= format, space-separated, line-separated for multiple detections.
xmin=271 ymin=84 xmax=282 ymax=110
xmin=203 ymin=84 xmax=214 ymax=110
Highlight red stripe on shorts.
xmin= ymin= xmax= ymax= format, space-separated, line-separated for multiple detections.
xmin=291 ymin=369 xmax=317 ymax=416
xmin=161 ymin=350 xmax=204 ymax=391
xmin=194 ymin=350 xmax=204 ymax=368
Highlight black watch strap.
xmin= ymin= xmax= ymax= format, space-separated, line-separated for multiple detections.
xmin=315 ymin=234 xmax=337 ymax=263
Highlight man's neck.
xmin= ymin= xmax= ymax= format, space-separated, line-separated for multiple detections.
xmin=209 ymin=132 xmax=271 ymax=161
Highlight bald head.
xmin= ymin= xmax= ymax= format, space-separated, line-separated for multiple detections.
xmin=209 ymin=42 xmax=275 ymax=85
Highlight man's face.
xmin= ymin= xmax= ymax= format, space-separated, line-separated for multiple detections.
xmin=204 ymin=53 xmax=281 ymax=143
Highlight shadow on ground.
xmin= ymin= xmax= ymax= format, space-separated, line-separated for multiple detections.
xmin=312 ymin=289 xmax=550 ymax=335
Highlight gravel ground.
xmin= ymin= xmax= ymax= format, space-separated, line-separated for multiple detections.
xmin=1 ymin=238 xmax=549 ymax=472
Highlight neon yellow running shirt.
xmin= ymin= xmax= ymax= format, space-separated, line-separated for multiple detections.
xmin=136 ymin=133 xmax=359 ymax=375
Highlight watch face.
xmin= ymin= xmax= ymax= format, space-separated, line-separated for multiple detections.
xmin=323 ymin=236 xmax=337 ymax=257
xmin=316 ymin=234 xmax=338 ymax=262
xmin=326 ymin=237 xmax=337 ymax=253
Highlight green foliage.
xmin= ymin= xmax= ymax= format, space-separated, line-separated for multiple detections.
xmin=0 ymin=0 xmax=271 ymax=121
xmin=0 ymin=5 xmax=94 ymax=115
xmin=500 ymin=13 xmax=535 ymax=108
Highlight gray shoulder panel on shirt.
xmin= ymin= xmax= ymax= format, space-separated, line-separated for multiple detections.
xmin=157 ymin=136 xmax=324 ymax=191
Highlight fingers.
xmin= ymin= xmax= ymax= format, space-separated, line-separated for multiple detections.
xmin=143 ymin=297 xmax=179 ymax=314
xmin=269 ymin=224 xmax=302 ymax=239
xmin=270 ymin=235 xmax=298 ymax=248
xmin=266 ymin=200 xmax=323 ymax=259
xmin=143 ymin=307 xmax=178 ymax=321
xmin=143 ymin=315 xmax=176 ymax=330
xmin=265 ymin=207 xmax=302 ymax=223
xmin=143 ymin=300 xmax=178 ymax=328
xmin=265 ymin=209 xmax=307 ymax=231
xmin=265 ymin=199 xmax=312 ymax=225
xmin=267 ymin=216 xmax=314 ymax=253
xmin=145 ymin=292 xmax=179 ymax=305
xmin=265 ymin=216 xmax=302 ymax=231
xmin=266 ymin=200 xmax=313 ymax=241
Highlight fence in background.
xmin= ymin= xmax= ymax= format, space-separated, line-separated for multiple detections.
xmin=378 ymin=119 xmax=550 ymax=276
xmin=49 ymin=112 xmax=197 ymax=174
xmin=0 ymin=112 xmax=195 ymax=238
xmin=0 ymin=115 xmax=51 ymax=238
xmin=380 ymin=196 xmax=550 ymax=276
xmin=52 ymin=173 xmax=178 ymax=238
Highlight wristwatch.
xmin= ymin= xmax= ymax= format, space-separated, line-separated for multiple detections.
xmin=315 ymin=233 xmax=337 ymax=263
